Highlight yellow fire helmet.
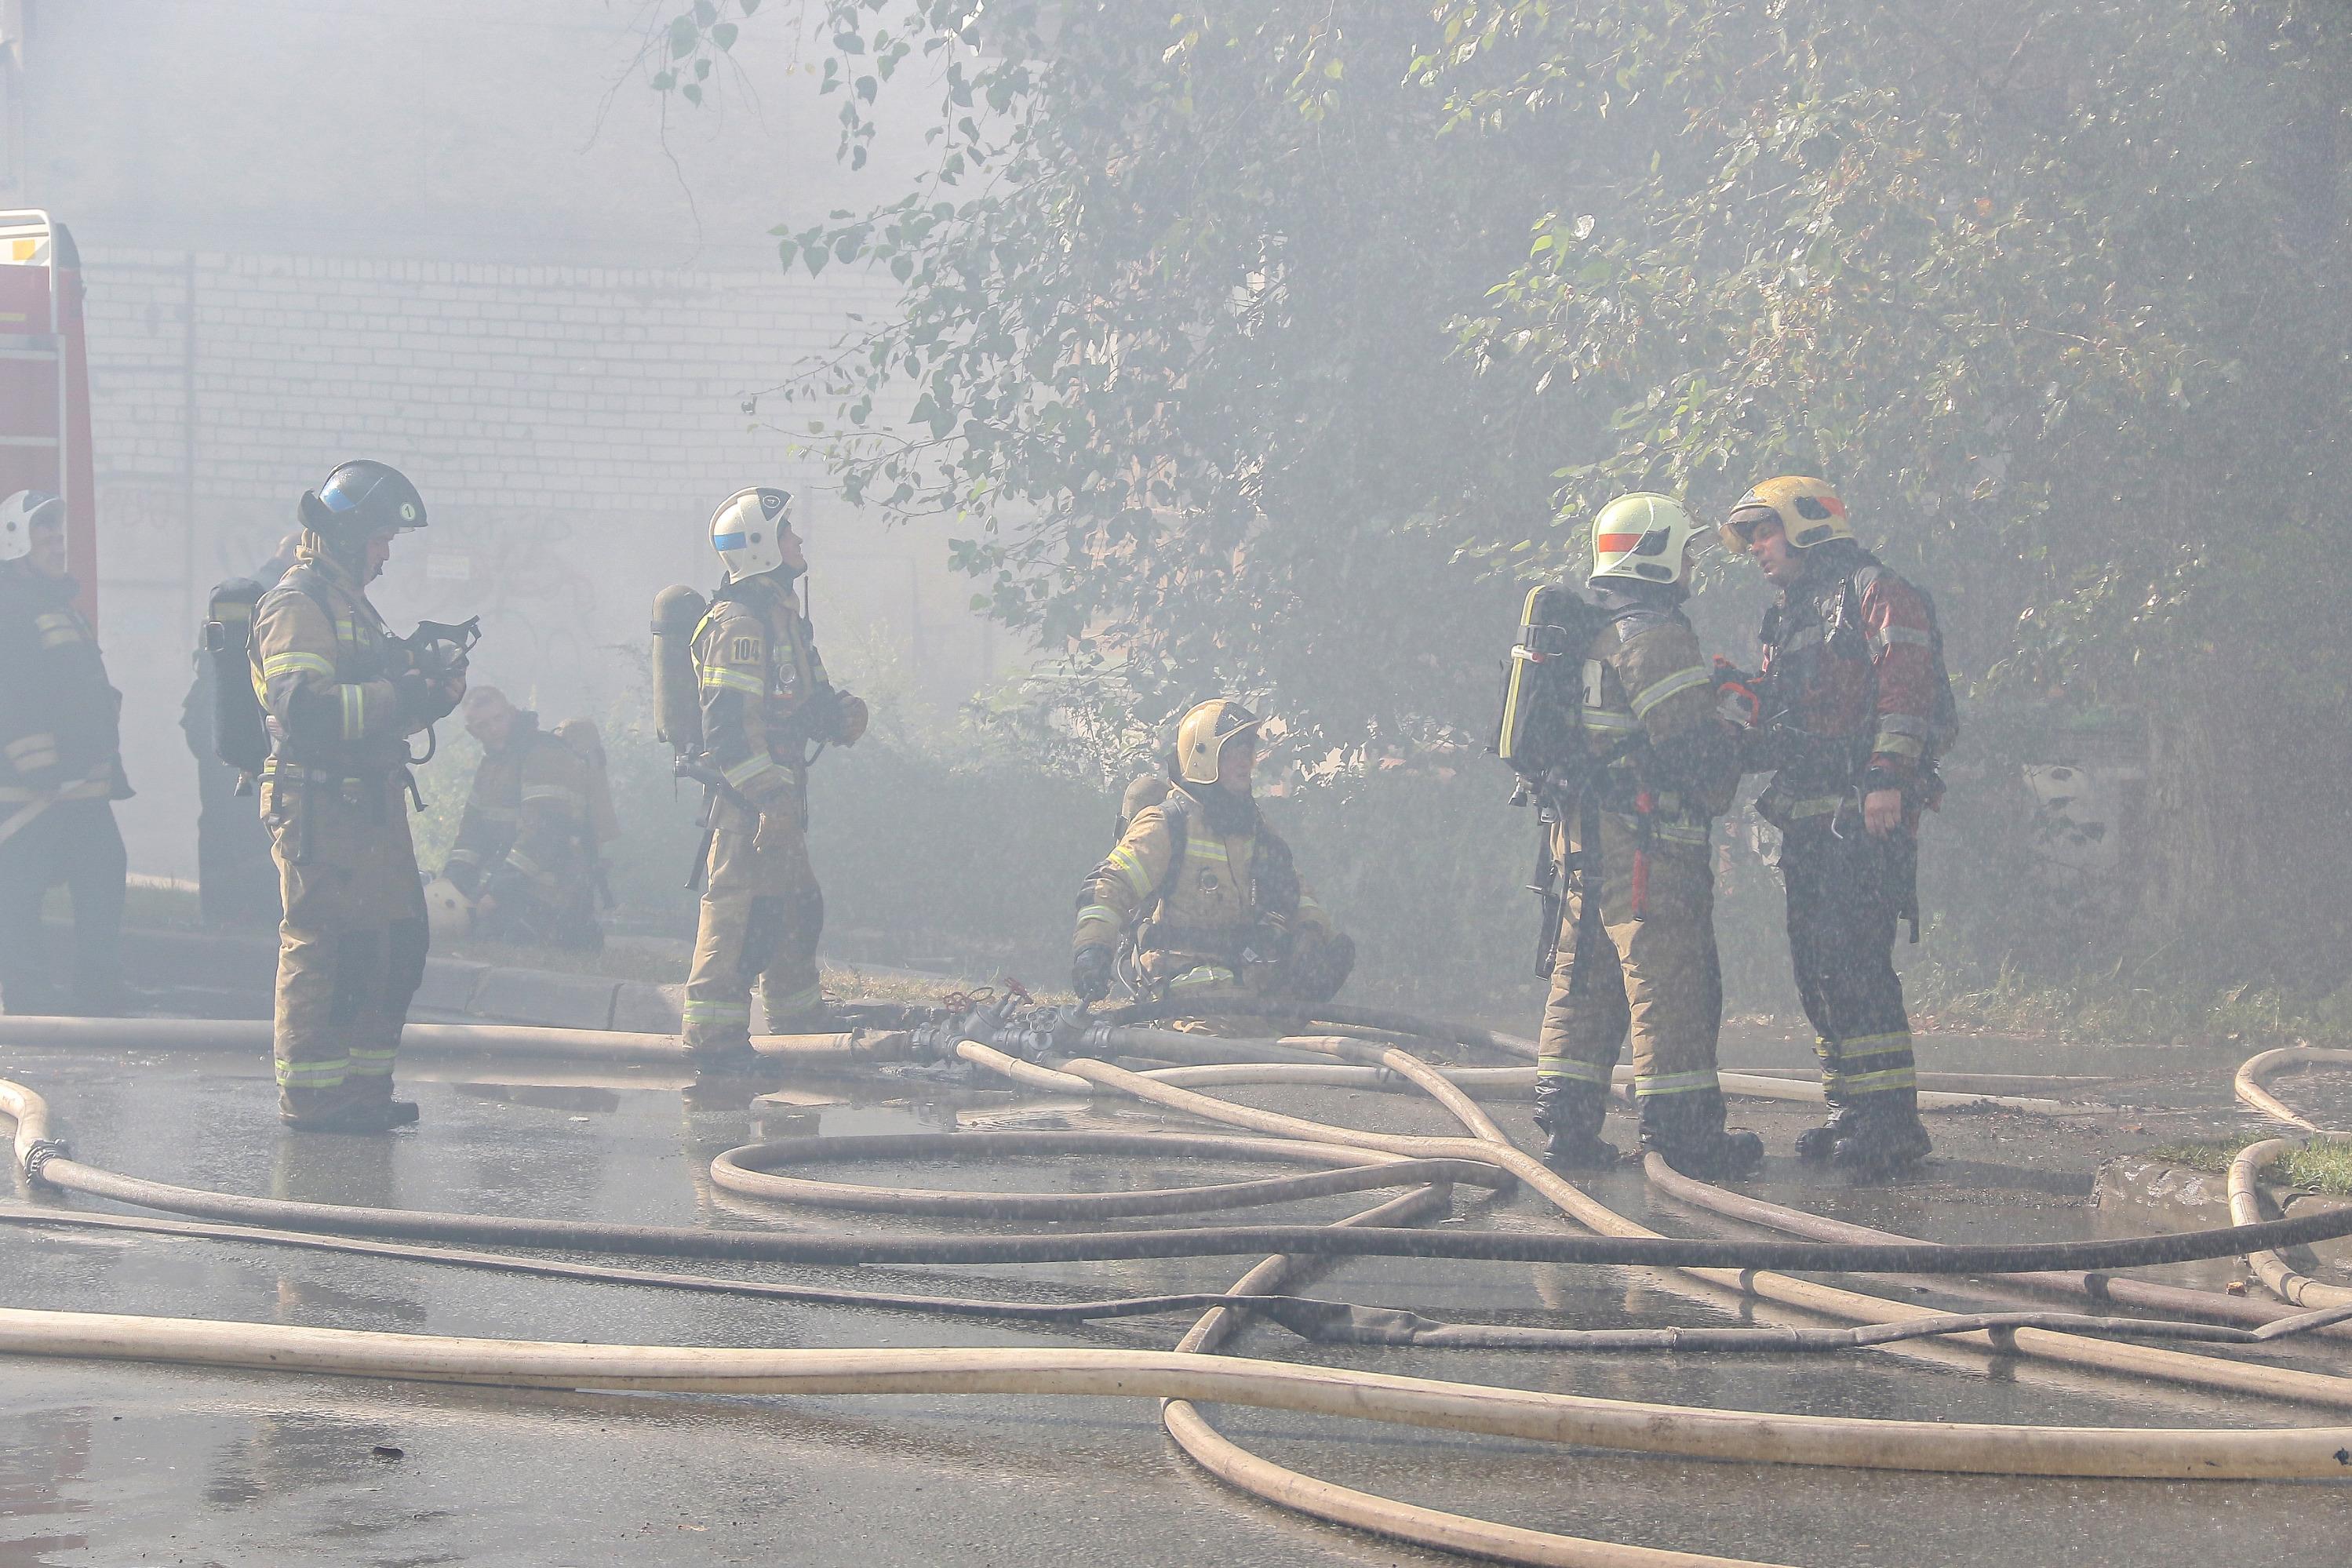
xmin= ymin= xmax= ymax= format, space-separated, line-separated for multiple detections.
xmin=1589 ymin=492 xmax=1705 ymax=588
xmin=1719 ymin=475 xmax=1854 ymax=555
xmin=1175 ymin=698 xmax=1263 ymax=787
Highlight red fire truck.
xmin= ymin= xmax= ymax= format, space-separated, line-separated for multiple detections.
xmin=0 ymin=210 xmax=96 ymax=623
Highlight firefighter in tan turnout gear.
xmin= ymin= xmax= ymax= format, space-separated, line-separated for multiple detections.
xmin=250 ymin=461 xmax=466 ymax=1131
xmin=679 ymin=487 xmax=867 ymax=1071
xmin=1508 ymin=494 xmax=1760 ymax=1178
xmin=1072 ymin=700 xmax=1353 ymax=1010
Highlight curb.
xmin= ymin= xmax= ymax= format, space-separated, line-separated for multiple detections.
xmin=115 ymin=924 xmax=684 ymax=1035
xmin=2096 ymin=1154 xmax=2352 ymax=1268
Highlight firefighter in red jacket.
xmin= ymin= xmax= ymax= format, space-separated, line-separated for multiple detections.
xmin=1722 ymin=476 xmax=1949 ymax=1175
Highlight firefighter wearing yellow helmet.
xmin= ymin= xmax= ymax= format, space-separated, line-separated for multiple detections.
xmin=1529 ymin=493 xmax=1760 ymax=1178
xmin=1721 ymin=475 xmax=1955 ymax=1176
xmin=1072 ymin=700 xmax=1352 ymax=1010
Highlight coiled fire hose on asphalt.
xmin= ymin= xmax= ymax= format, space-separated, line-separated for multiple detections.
xmin=3 ymin=1007 xmax=2352 ymax=1566
xmin=2231 ymin=1046 xmax=2352 ymax=1311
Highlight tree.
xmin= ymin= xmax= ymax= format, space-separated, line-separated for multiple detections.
xmin=657 ymin=0 xmax=2352 ymax=985
xmin=660 ymin=2 xmax=1598 ymax=781
xmin=1436 ymin=0 xmax=2352 ymax=972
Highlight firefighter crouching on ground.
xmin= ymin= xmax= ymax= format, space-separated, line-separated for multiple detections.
xmin=251 ymin=461 xmax=463 ymax=1131
xmin=439 ymin=685 xmax=605 ymax=951
xmin=0 ymin=489 xmax=133 ymax=1016
xmin=1071 ymin=700 xmax=1354 ymax=1010
xmin=1522 ymin=494 xmax=1760 ymax=1179
xmin=680 ymin=487 xmax=867 ymax=1071
xmin=1721 ymin=475 xmax=1951 ymax=1175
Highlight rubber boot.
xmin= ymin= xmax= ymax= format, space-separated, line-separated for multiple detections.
xmin=1830 ymin=1090 xmax=1932 ymax=1177
xmin=353 ymin=1072 xmax=421 ymax=1132
xmin=284 ymin=1097 xmax=418 ymax=1134
xmin=1531 ymin=1079 xmax=1620 ymax=1171
xmin=1793 ymin=1101 xmax=1860 ymax=1162
xmin=688 ymin=1046 xmax=783 ymax=1093
xmin=1638 ymin=1089 xmax=1764 ymax=1181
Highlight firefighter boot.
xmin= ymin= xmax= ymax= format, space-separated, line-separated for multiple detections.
xmin=1793 ymin=1101 xmax=1861 ymax=1162
xmin=1638 ymin=1089 xmax=1764 ymax=1181
xmin=1794 ymin=1038 xmax=1855 ymax=1160
xmin=1531 ymin=1079 xmax=1620 ymax=1171
xmin=1830 ymin=1090 xmax=1932 ymax=1177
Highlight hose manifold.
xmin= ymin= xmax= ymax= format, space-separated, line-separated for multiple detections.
xmin=20 ymin=1138 xmax=69 ymax=1188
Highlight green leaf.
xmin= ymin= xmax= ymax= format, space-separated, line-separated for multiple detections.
xmin=712 ymin=22 xmax=737 ymax=49
xmin=668 ymin=16 xmax=697 ymax=57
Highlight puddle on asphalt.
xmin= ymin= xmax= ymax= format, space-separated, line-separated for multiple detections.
xmin=0 ymin=1408 xmax=90 ymax=1567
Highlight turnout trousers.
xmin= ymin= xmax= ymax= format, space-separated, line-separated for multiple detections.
xmin=682 ymin=811 xmax=826 ymax=1060
xmin=0 ymin=797 xmax=127 ymax=1013
xmin=1777 ymin=817 xmax=1917 ymax=1107
xmin=1537 ymin=811 xmax=1724 ymax=1104
xmin=267 ymin=774 xmax=428 ymax=1121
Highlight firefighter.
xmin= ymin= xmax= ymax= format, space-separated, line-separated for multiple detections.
xmin=1072 ymin=700 xmax=1354 ymax=1011
xmin=1528 ymin=493 xmax=1760 ymax=1178
xmin=0 ymin=489 xmax=133 ymax=1016
xmin=250 ymin=461 xmax=464 ymax=1131
xmin=441 ymin=685 xmax=603 ymax=951
xmin=1720 ymin=475 xmax=1949 ymax=1175
xmin=681 ymin=487 xmax=868 ymax=1071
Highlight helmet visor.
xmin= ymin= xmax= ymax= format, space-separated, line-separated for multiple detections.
xmin=318 ymin=471 xmax=424 ymax=533
xmin=1720 ymin=505 xmax=1782 ymax=554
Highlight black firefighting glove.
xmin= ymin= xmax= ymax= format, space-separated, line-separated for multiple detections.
xmin=1238 ymin=919 xmax=1294 ymax=966
xmin=1072 ymin=944 xmax=1116 ymax=1004
xmin=394 ymin=668 xmax=464 ymax=726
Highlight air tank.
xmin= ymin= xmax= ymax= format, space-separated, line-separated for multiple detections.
xmin=650 ymin=584 xmax=708 ymax=752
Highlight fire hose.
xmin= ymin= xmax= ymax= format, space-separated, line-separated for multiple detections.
xmin=2 ymin=1008 xmax=2350 ymax=1567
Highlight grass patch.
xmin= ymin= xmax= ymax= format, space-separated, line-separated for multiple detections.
xmin=1906 ymin=954 xmax=2352 ymax=1051
xmin=2147 ymin=1137 xmax=2352 ymax=1196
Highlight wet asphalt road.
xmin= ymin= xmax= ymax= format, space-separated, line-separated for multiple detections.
xmin=2 ymin=1035 xmax=2350 ymax=1568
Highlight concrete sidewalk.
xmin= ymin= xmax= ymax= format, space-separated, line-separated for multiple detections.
xmin=111 ymin=923 xmax=686 ymax=1033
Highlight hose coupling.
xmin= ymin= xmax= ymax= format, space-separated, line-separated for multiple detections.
xmin=20 ymin=1137 xmax=69 ymax=1187
xmin=908 ymin=1020 xmax=962 ymax=1061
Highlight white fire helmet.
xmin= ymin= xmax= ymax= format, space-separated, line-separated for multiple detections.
xmin=708 ymin=487 xmax=794 ymax=579
xmin=0 ymin=489 xmax=63 ymax=565
xmin=422 ymin=878 xmax=474 ymax=944
xmin=1589 ymin=492 xmax=1705 ymax=588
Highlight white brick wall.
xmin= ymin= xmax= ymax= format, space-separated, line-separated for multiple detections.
xmin=81 ymin=248 xmax=992 ymax=878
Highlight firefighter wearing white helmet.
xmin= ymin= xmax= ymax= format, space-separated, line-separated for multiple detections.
xmin=1072 ymin=698 xmax=1352 ymax=1010
xmin=1527 ymin=492 xmax=1760 ymax=1178
xmin=0 ymin=489 xmax=134 ymax=1018
xmin=679 ymin=486 xmax=868 ymax=1071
